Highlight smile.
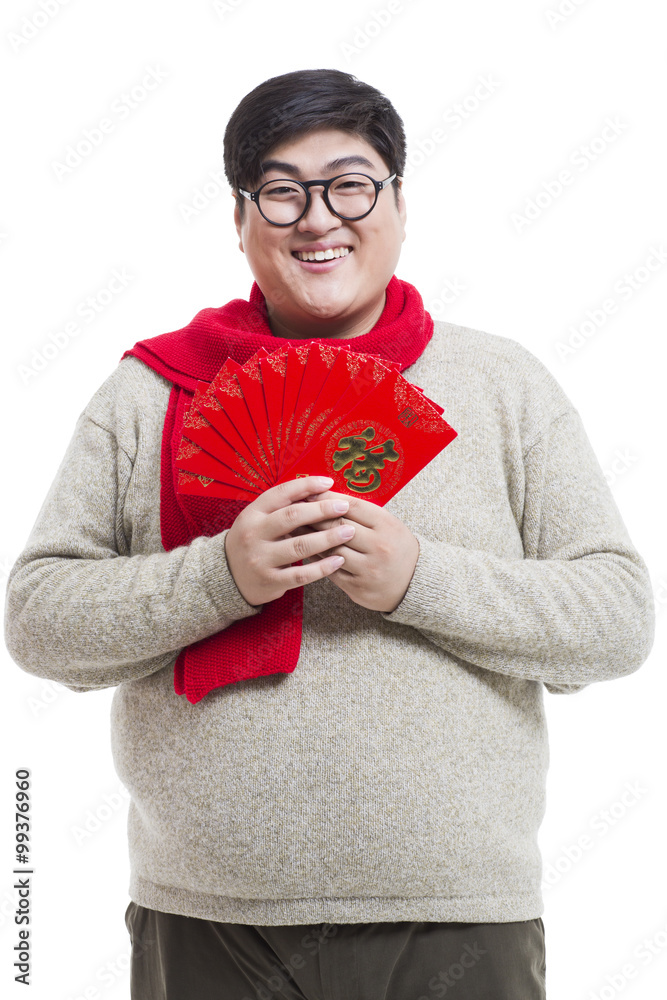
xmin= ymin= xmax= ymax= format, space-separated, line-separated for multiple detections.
xmin=292 ymin=246 xmax=353 ymax=262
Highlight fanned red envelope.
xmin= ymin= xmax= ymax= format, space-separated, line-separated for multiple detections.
xmin=176 ymin=344 xmax=457 ymax=505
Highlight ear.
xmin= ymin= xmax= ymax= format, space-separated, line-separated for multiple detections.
xmin=395 ymin=179 xmax=407 ymax=240
xmin=233 ymin=194 xmax=244 ymax=253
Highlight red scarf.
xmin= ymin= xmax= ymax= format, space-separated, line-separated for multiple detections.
xmin=122 ymin=275 xmax=433 ymax=704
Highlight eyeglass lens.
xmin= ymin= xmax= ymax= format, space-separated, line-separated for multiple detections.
xmin=258 ymin=174 xmax=376 ymax=224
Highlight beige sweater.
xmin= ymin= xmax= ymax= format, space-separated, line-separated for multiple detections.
xmin=4 ymin=319 xmax=655 ymax=925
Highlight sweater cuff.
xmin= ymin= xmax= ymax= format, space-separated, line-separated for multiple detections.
xmin=381 ymin=532 xmax=456 ymax=629
xmin=197 ymin=529 xmax=263 ymax=623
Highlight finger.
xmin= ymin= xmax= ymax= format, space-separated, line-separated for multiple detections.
xmin=294 ymin=519 xmax=372 ymax=554
xmin=269 ymin=496 xmax=350 ymax=537
xmin=253 ymin=476 xmax=336 ymax=515
xmin=287 ymin=524 xmax=313 ymax=537
xmin=297 ymin=515 xmax=345 ymax=532
xmin=281 ymin=553 xmax=346 ymax=589
xmin=273 ymin=522 xmax=356 ymax=566
xmin=308 ymin=543 xmax=364 ymax=574
xmin=306 ymin=491 xmax=383 ymax=529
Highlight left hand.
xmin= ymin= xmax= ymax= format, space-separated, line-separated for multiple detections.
xmin=295 ymin=491 xmax=420 ymax=613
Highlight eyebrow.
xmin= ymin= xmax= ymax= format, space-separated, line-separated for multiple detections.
xmin=259 ymin=155 xmax=377 ymax=178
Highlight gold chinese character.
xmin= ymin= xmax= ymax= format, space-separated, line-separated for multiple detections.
xmin=332 ymin=426 xmax=399 ymax=493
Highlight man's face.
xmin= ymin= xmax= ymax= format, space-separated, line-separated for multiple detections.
xmin=233 ymin=128 xmax=407 ymax=337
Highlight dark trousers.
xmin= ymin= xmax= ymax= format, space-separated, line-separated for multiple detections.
xmin=125 ymin=901 xmax=546 ymax=999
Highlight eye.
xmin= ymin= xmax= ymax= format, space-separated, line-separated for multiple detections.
xmin=262 ymin=181 xmax=303 ymax=199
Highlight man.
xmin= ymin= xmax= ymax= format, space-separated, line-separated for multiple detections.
xmin=4 ymin=68 xmax=655 ymax=999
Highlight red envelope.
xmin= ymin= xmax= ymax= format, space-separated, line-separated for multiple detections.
xmin=230 ymin=350 xmax=277 ymax=477
xmin=259 ymin=347 xmax=289 ymax=474
xmin=184 ymin=389 xmax=271 ymax=488
xmin=175 ymin=343 xmax=457 ymax=506
xmin=276 ymin=365 xmax=457 ymax=503
xmin=280 ymin=351 xmax=389 ymax=472
xmin=176 ymin=468 xmax=258 ymax=501
xmin=287 ymin=343 xmax=339 ymax=451
xmin=279 ymin=345 xmax=310 ymax=453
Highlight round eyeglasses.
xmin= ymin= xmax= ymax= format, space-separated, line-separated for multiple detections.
xmin=238 ymin=172 xmax=398 ymax=227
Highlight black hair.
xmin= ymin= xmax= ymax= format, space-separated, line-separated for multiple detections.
xmin=223 ymin=68 xmax=406 ymax=222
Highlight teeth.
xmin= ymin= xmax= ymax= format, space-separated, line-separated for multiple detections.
xmin=294 ymin=247 xmax=351 ymax=262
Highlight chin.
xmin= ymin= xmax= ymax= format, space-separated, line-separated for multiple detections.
xmin=299 ymin=290 xmax=355 ymax=319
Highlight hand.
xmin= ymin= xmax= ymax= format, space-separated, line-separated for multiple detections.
xmin=224 ymin=477 xmax=357 ymax=607
xmin=300 ymin=491 xmax=420 ymax=613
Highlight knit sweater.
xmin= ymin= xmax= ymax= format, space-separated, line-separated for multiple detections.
xmin=4 ymin=319 xmax=655 ymax=925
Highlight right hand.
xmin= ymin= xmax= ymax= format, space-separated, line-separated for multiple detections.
xmin=224 ymin=476 xmax=356 ymax=607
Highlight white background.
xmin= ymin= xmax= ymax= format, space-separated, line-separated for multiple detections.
xmin=1 ymin=1 xmax=666 ymax=997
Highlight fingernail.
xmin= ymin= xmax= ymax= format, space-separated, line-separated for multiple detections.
xmin=314 ymin=476 xmax=334 ymax=486
xmin=332 ymin=500 xmax=349 ymax=513
xmin=331 ymin=556 xmax=345 ymax=567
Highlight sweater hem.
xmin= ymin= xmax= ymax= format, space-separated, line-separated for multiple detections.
xmin=129 ymin=874 xmax=544 ymax=925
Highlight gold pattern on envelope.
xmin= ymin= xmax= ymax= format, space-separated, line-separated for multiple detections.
xmin=393 ymin=380 xmax=442 ymax=432
xmin=332 ymin=425 xmax=400 ymax=494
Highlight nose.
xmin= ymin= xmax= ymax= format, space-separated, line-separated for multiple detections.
xmin=296 ymin=185 xmax=342 ymax=233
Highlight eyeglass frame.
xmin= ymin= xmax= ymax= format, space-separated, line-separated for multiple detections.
xmin=237 ymin=171 xmax=399 ymax=227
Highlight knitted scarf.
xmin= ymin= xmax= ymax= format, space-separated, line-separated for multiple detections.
xmin=121 ymin=275 xmax=433 ymax=704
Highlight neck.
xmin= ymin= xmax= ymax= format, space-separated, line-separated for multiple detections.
xmin=266 ymin=293 xmax=387 ymax=340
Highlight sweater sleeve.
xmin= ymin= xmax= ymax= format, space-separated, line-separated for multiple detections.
xmin=382 ymin=407 xmax=655 ymax=692
xmin=3 ymin=408 xmax=261 ymax=693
